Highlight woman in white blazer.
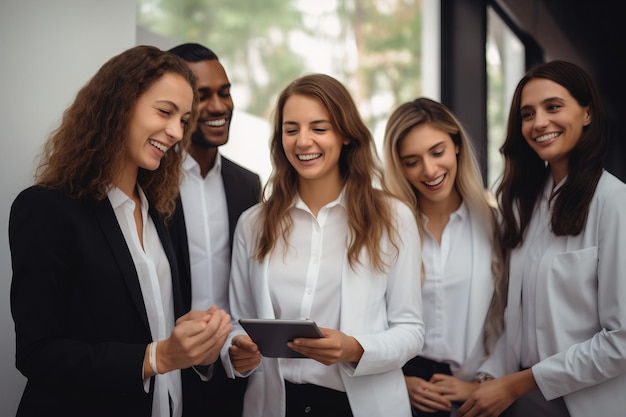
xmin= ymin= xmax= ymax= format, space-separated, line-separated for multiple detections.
xmin=220 ymin=73 xmax=425 ymax=417
xmin=458 ymin=61 xmax=626 ymax=417
xmin=382 ymin=98 xmax=506 ymax=416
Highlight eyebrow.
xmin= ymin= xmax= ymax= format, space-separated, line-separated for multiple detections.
xmin=155 ymin=100 xmax=191 ymax=116
xmin=521 ymin=96 xmax=566 ymax=110
xmin=198 ymin=83 xmax=231 ymax=92
xmin=399 ymin=140 xmax=446 ymax=160
xmin=282 ymin=119 xmax=330 ymax=126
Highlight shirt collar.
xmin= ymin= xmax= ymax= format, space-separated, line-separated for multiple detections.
xmin=183 ymin=151 xmax=222 ymax=176
xmin=107 ymin=184 xmax=148 ymax=211
xmin=292 ymin=185 xmax=347 ymax=212
xmin=543 ymin=174 xmax=567 ymax=201
xmin=420 ymin=200 xmax=468 ymax=223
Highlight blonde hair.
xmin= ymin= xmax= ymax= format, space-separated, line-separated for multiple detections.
xmin=382 ymin=97 xmax=506 ymax=353
xmin=257 ymin=73 xmax=399 ymax=272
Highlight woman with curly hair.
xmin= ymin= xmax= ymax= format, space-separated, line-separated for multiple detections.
xmin=222 ymin=73 xmax=425 ymax=417
xmin=9 ymin=45 xmax=232 ymax=417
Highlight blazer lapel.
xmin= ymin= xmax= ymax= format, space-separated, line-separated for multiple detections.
xmin=455 ymin=209 xmax=493 ymax=379
xmin=151 ymin=205 xmax=185 ymax=318
xmin=93 ymin=197 xmax=151 ymax=334
xmin=221 ymin=158 xmax=239 ymax=243
xmin=169 ymin=196 xmax=192 ymax=310
xmin=465 ymin=210 xmax=493 ymax=350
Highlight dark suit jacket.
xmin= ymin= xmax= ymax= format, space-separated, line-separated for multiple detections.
xmin=9 ymin=185 xmax=187 ymax=417
xmin=168 ymin=155 xmax=261 ymax=417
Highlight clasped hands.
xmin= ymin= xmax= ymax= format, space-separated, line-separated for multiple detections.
xmin=146 ymin=305 xmax=232 ymax=377
xmin=406 ymin=374 xmax=480 ymax=414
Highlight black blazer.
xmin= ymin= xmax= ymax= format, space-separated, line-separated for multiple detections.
xmin=9 ymin=185 xmax=185 ymax=417
xmin=168 ymin=156 xmax=261 ymax=417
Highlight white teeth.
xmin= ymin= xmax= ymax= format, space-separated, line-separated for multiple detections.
xmin=536 ymin=132 xmax=560 ymax=143
xmin=424 ymin=175 xmax=444 ymax=187
xmin=149 ymin=139 xmax=168 ymax=152
xmin=204 ymin=119 xmax=226 ymax=127
xmin=297 ymin=153 xmax=322 ymax=161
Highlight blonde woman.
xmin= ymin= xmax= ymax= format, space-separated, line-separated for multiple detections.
xmin=383 ymin=98 xmax=505 ymax=416
xmin=221 ymin=74 xmax=425 ymax=417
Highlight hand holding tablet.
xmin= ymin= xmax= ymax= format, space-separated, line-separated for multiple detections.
xmin=238 ymin=318 xmax=324 ymax=358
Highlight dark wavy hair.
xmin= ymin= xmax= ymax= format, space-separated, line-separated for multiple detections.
xmin=497 ymin=60 xmax=607 ymax=248
xmin=257 ymin=73 xmax=398 ymax=272
xmin=35 ymin=45 xmax=198 ymax=219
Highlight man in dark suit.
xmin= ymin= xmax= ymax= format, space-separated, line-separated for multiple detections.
xmin=168 ymin=43 xmax=261 ymax=417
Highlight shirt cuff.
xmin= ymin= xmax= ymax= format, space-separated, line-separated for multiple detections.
xmin=192 ymin=364 xmax=214 ymax=381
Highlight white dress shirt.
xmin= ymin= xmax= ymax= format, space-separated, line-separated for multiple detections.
xmin=180 ymin=152 xmax=230 ymax=311
xmin=520 ymin=177 xmax=565 ymax=368
xmin=268 ymin=193 xmax=346 ymax=391
xmin=108 ymin=186 xmax=181 ymax=417
xmin=223 ymin=193 xmax=424 ymax=417
xmin=420 ymin=203 xmax=471 ymax=372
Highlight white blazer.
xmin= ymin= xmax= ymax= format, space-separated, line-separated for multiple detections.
xmin=221 ymin=197 xmax=425 ymax=417
xmin=484 ymin=171 xmax=626 ymax=417
xmin=448 ymin=206 xmax=495 ymax=382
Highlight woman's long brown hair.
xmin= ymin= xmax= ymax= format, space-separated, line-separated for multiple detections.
xmin=36 ymin=45 xmax=198 ymax=219
xmin=256 ymin=73 xmax=399 ymax=272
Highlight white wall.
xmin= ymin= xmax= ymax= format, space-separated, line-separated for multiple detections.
xmin=0 ymin=1 xmax=136 ymax=414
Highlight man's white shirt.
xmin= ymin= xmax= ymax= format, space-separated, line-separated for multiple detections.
xmin=180 ymin=152 xmax=231 ymax=312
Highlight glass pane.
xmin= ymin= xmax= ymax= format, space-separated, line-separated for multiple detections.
xmin=137 ymin=0 xmax=438 ymax=184
xmin=486 ymin=6 xmax=525 ymax=190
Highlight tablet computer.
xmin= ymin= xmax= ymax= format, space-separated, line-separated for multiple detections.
xmin=238 ymin=318 xmax=323 ymax=358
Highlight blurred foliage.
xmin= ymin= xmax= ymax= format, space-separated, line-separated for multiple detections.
xmin=137 ymin=0 xmax=423 ymax=130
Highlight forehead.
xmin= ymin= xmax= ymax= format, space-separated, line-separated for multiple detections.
xmin=283 ymin=94 xmax=328 ymax=119
xmin=186 ymin=60 xmax=229 ymax=88
xmin=521 ymin=78 xmax=573 ymax=106
xmin=138 ymin=72 xmax=193 ymax=112
xmin=399 ymin=123 xmax=452 ymax=153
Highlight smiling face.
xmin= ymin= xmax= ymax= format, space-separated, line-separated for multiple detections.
xmin=125 ymin=72 xmax=193 ymax=173
xmin=398 ymin=123 xmax=460 ymax=210
xmin=520 ymin=78 xmax=591 ymax=183
xmin=186 ymin=59 xmax=233 ymax=148
xmin=281 ymin=94 xmax=347 ymax=187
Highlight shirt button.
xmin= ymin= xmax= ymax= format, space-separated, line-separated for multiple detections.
xmin=304 ymin=406 xmax=312 ymax=413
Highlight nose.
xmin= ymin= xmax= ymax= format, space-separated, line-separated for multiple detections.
xmin=422 ymin=157 xmax=437 ymax=178
xmin=165 ymin=119 xmax=184 ymax=143
xmin=533 ymin=110 xmax=549 ymax=130
xmin=206 ymin=94 xmax=227 ymax=114
xmin=295 ymin=130 xmax=314 ymax=148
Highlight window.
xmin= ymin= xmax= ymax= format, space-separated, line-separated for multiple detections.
xmin=486 ymin=5 xmax=525 ymax=189
xmin=137 ymin=0 xmax=439 ymax=184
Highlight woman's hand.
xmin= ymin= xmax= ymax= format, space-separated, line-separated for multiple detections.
xmin=457 ymin=369 xmax=537 ymax=417
xmin=151 ymin=306 xmax=232 ymax=375
xmin=405 ymin=375 xmax=452 ymax=413
xmin=229 ymin=334 xmax=261 ymax=373
xmin=430 ymin=373 xmax=479 ymax=402
xmin=287 ymin=327 xmax=364 ymax=365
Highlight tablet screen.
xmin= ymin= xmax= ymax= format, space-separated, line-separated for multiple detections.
xmin=238 ymin=318 xmax=323 ymax=358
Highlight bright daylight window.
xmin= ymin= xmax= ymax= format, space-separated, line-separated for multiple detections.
xmin=486 ymin=5 xmax=525 ymax=190
xmin=137 ymin=0 xmax=439 ymax=184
